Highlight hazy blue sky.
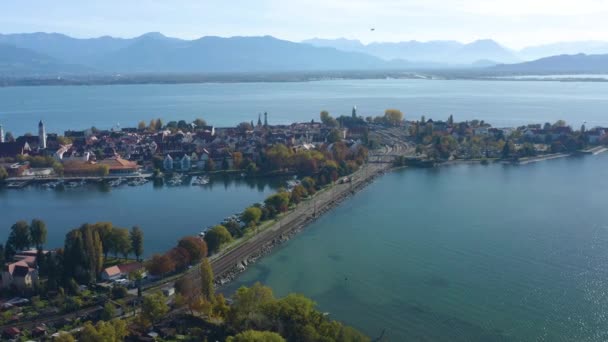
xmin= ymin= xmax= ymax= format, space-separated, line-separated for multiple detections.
xmin=2 ymin=0 xmax=607 ymax=48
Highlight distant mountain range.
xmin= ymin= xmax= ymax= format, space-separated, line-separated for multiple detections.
xmin=492 ymin=54 xmax=608 ymax=73
xmin=303 ymin=38 xmax=520 ymax=65
xmin=0 ymin=32 xmax=410 ymax=76
xmin=1 ymin=32 xmax=608 ymax=77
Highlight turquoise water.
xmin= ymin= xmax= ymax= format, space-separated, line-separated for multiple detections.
xmin=0 ymin=177 xmax=280 ymax=256
xmin=2 ymin=79 xmax=608 ymax=135
xmin=224 ymin=154 xmax=608 ymax=341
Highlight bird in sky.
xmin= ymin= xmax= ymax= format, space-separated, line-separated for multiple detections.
xmin=370 ymin=28 xmax=375 ymax=31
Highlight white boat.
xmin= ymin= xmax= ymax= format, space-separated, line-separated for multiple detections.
xmin=192 ymin=176 xmax=210 ymax=185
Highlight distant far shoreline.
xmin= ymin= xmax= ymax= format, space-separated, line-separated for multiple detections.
xmin=2 ymin=71 xmax=608 ymax=87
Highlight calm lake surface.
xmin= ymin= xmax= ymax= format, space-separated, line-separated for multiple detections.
xmin=0 ymin=177 xmax=281 ymax=256
xmin=224 ymin=154 xmax=608 ymax=342
xmin=2 ymin=79 xmax=608 ymax=135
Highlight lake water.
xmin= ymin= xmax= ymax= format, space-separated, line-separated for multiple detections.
xmin=2 ymin=79 xmax=608 ymax=135
xmin=224 ymin=154 xmax=608 ymax=342
xmin=0 ymin=176 xmax=281 ymax=256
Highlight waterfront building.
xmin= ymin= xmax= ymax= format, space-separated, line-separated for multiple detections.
xmin=38 ymin=120 xmax=47 ymax=149
xmin=98 ymin=157 xmax=139 ymax=175
xmin=0 ymin=141 xmax=32 ymax=158
xmin=163 ymin=154 xmax=174 ymax=171
xmin=1 ymin=250 xmax=43 ymax=291
xmin=180 ymin=154 xmax=192 ymax=171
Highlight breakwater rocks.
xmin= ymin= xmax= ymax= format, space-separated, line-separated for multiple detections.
xmin=215 ymin=167 xmax=388 ymax=287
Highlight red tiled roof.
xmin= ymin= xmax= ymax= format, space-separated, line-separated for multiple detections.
xmin=118 ymin=262 xmax=143 ymax=274
xmin=103 ymin=265 xmax=121 ymax=277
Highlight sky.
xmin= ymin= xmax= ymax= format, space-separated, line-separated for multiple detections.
xmin=1 ymin=0 xmax=607 ymax=49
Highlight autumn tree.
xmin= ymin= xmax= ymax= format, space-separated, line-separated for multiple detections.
xmin=177 ymin=236 xmax=208 ymax=263
xmin=233 ymin=152 xmax=243 ymax=169
xmin=138 ymin=121 xmax=147 ymax=131
xmin=204 ymin=225 xmax=233 ymax=255
xmin=146 ymin=254 xmax=175 ymax=276
xmin=30 ymin=219 xmax=47 ymax=249
xmin=130 ymin=226 xmax=144 ymax=261
xmin=175 ymin=276 xmax=199 ymax=314
xmin=167 ymin=246 xmax=191 ymax=270
xmin=205 ymin=158 xmax=216 ymax=172
xmin=384 ymin=109 xmax=404 ymax=126
xmin=200 ymin=257 xmax=214 ymax=301
xmin=241 ymin=207 xmax=262 ymax=227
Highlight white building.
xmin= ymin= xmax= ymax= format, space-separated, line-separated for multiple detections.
xmin=163 ymin=154 xmax=173 ymax=171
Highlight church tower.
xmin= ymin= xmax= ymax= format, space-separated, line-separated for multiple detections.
xmin=264 ymin=112 xmax=268 ymax=127
xmin=38 ymin=120 xmax=47 ymax=149
xmin=0 ymin=124 xmax=4 ymax=143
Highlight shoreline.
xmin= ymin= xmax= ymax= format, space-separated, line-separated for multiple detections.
xmin=210 ymin=155 xmax=395 ymax=288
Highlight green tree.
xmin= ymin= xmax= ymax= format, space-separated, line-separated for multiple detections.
xmin=228 ymin=282 xmax=275 ymax=331
xmin=177 ymin=236 xmax=208 ymax=263
xmin=204 ymin=225 xmax=233 ymax=254
xmin=29 ymin=219 xmax=47 ymax=249
xmin=227 ymin=330 xmax=286 ymax=342
xmin=8 ymin=220 xmax=31 ymax=251
xmin=110 ymin=227 xmax=131 ymax=259
xmin=193 ymin=118 xmax=207 ymax=128
xmin=200 ymin=257 xmax=214 ymax=301
xmin=290 ymin=185 xmax=308 ymax=204
xmin=141 ymin=292 xmax=169 ymax=325
xmin=0 ymin=166 xmax=7 ymax=182
xmin=327 ymin=129 xmax=342 ymax=143
xmin=320 ymin=111 xmax=338 ymax=127
xmin=241 ymin=207 xmax=263 ymax=227
xmin=79 ymin=320 xmax=127 ymax=342
xmin=100 ymin=302 xmax=116 ymax=320
xmin=54 ymin=332 xmax=75 ymax=342
xmin=264 ymin=192 xmax=291 ymax=214
xmin=93 ymin=222 xmax=113 ymax=258
xmin=130 ymin=226 xmax=144 ymax=261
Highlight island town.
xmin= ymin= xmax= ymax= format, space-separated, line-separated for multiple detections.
xmin=1 ymin=108 xmax=606 ymax=188
xmin=0 ymin=108 xmax=607 ymax=340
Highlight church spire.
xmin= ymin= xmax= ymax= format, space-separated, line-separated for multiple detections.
xmin=38 ymin=120 xmax=47 ymax=149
